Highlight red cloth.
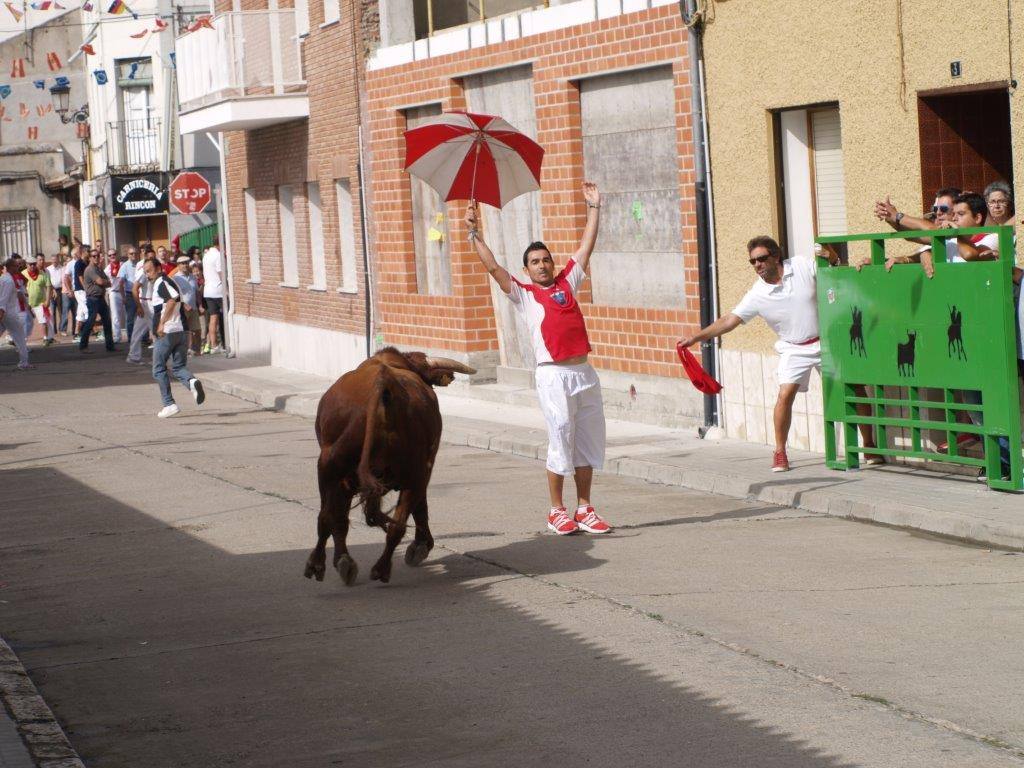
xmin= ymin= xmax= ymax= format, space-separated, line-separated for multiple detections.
xmin=676 ymin=343 xmax=723 ymax=395
xmin=161 ymin=261 xmax=175 ymax=276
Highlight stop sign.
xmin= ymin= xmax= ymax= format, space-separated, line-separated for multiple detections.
xmin=169 ymin=171 xmax=212 ymax=215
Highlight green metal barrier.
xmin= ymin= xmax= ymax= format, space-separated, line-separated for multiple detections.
xmin=816 ymin=226 xmax=1021 ymax=491
xmin=177 ymin=222 xmax=218 ymax=254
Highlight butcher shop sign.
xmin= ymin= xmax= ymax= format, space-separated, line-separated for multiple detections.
xmin=112 ymin=175 xmax=168 ymax=217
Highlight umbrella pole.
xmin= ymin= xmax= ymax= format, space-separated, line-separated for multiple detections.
xmin=469 ymin=135 xmax=481 ymax=204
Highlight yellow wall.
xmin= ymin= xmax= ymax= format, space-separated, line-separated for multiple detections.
xmin=702 ymin=0 xmax=1022 ymax=352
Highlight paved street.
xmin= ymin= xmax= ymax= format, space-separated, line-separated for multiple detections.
xmin=2 ymin=343 xmax=1024 ymax=767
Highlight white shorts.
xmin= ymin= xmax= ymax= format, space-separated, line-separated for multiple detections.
xmin=535 ymin=362 xmax=606 ymax=476
xmin=74 ymin=289 xmax=88 ymax=322
xmin=776 ymin=339 xmax=821 ymax=393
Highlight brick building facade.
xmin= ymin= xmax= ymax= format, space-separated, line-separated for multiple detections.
xmin=192 ymin=1 xmax=707 ymax=426
xmin=365 ymin=2 xmax=705 ymax=425
xmin=203 ymin=0 xmax=375 ymax=376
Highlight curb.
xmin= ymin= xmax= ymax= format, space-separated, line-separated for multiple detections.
xmin=0 ymin=638 xmax=84 ymax=768
xmin=200 ymin=376 xmax=1024 ymax=551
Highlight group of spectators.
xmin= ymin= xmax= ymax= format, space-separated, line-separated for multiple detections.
xmin=0 ymin=238 xmax=227 ymax=370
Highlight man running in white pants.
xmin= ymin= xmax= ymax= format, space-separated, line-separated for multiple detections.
xmin=466 ymin=182 xmax=611 ymax=536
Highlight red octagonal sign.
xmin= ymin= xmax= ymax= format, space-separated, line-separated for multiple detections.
xmin=169 ymin=171 xmax=212 ymax=215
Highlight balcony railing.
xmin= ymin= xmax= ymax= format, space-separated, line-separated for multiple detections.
xmin=106 ymin=119 xmax=161 ymax=173
xmin=176 ymin=10 xmax=306 ymax=113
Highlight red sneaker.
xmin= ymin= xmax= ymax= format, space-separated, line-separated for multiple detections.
xmin=574 ymin=506 xmax=612 ymax=534
xmin=771 ymin=449 xmax=790 ymax=472
xmin=547 ymin=507 xmax=578 ymax=535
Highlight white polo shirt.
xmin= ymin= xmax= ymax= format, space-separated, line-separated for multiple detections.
xmin=945 ymin=233 xmax=998 ymax=264
xmin=732 ymin=256 xmax=819 ymax=344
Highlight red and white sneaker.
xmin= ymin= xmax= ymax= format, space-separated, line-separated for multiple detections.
xmin=574 ymin=505 xmax=612 ymax=534
xmin=771 ymin=449 xmax=790 ymax=472
xmin=547 ymin=507 xmax=578 ymax=535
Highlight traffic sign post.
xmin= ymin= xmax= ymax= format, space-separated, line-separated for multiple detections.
xmin=169 ymin=171 xmax=212 ymax=215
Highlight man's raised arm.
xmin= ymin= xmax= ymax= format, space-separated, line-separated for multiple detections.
xmin=572 ymin=181 xmax=601 ymax=273
xmin=465 ymin=202 xmax=513 ymax=294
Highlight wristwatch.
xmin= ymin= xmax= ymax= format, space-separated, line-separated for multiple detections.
xmin=895 ymin=212 xmax=904 ymax=224
xmin=586 ymin=202 xmax=600 ymax=209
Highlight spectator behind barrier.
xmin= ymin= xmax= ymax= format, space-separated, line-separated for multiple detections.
xmin=871 ymin=188 xmax=961 ymax=272
xmin=984 ymin=181 xmax=1015 ymax=227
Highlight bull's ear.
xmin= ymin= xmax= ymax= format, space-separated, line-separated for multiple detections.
xmin=426 ymin=369 xmax=457 ymax=387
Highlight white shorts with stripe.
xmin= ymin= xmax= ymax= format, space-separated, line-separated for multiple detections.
xmin=535 ymin=362 xmax=606 ymax=476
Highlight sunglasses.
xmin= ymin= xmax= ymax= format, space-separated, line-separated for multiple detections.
xmin=932 ymin=204 xmax=951 ymax=214
xmin=748 ymin=254 xmax=772 ymax=266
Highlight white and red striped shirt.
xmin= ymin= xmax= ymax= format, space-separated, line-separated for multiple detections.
xmin=503 ymin=259 xmax=591 ymax=365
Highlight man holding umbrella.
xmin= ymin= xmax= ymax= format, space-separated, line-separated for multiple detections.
xmin=466 ymin=182 xmax=612 ymax=536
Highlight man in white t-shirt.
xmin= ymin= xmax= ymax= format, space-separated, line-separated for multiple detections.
xmin=145 ymin=257 xmax=205 ymax=418
xmin=201 ymin=240 xmax=224 ymax=354
xmin=679 ymin=236 xmax=879 ymax=472
xmin=466 ymin=182 xmax=612 ymax=537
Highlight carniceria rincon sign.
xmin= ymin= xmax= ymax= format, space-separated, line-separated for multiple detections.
xmin=111 ymin=174 xmax=169 ymax=217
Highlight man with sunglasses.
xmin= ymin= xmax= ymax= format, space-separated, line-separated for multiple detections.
xmin=874 ymin=187 xmax=961 ymax=270
xmin=679 ymin=236 xmax=879 ymax=472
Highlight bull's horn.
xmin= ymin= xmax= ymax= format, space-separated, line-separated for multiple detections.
xmin=425 ymin=357 xmax=477 ymax=375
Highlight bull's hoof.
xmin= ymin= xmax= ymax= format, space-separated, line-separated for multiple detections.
xmin=404 ymin=541 xmax=431 ymax=567
xmin=370 ymin=561 xmax=391 ymax=583
xmin=336 ymin=554 xmax=359 ymax=586
xmin=304 ymin=559 xmax=326 ymax=582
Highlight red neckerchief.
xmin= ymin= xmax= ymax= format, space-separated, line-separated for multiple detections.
xmin=969 ymin=233 xmax=988 ymax=245
xmin=109 ymin=260 xmax=121 ymax=277
xmin=27 ymin=267 xmax=39 ymax=280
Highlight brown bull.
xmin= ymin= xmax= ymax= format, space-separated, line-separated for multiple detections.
xmin=305 ymin=347 xmax=475 ymax=585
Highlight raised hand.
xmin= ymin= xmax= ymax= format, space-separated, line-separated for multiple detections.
xmin=582 ymin=181 xmax=600 ymax=208
xmin=464 ymin=201 xmax=478 ymax=231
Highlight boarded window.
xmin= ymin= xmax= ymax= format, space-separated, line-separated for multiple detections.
xmin=579 ymin=65 xmax=682 ymax=308
xmin=244 ymin=188 xmax=260 ymax=281
xmin=307 ymin=182 xmax=326 ymax=289
xmin=323 ymin=0 xmax=339 ymax=25
xmin=336 ymin=178 xmax=358 ymax=292
xmin=278 ymin=185 xmax=298 ymax=286
xmin=405 ymin=103 xmax=452 ymax=295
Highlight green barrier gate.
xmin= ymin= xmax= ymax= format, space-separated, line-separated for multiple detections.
xmin=816 ymin=226 xmax=1022 ymax=491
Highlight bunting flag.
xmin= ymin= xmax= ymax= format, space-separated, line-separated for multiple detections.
xmin=46 ymin=51 xmax=62 ymax=71
xmin=93 ymin=68 xmax=107 ymax=85
xmin=106 ymin=0 xmax=125 ymax=12
xmin=32 ymin=79 xmax=45 ymax=89
xmin=29 ymin=1 xmax=51 ymax=9
xmin=35 ymin=103 xmax=52 ymax=116
xmin=186 ymin=14 xmax=213 ymax=31
xmin=82 ymin=0 xmax=92 ymax=9
xmin=10 ymin=59 xmax=25 ymax=78
xmin=19 ymin=102 xmax=28 ymax=118
xmin=54 ymin=75 xmax=69 ymax=88
xmin=4 ymin=1 xmax=22 ymax=21
xmin=129 ymin=28 xmax=147 ymax=38
xmin=127 ymin=61 xmax=139 ymax=79
xmin=0 ymin=85 xmax=10 ymax=100
xmin=152 ymin=16 xmax=166 ymax=30
xmin=27 ymin=126 xmax=38 ymax=140
xmin=79 ymin=43 xmax=96 ymax=56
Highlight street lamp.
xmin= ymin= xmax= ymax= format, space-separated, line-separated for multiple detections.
xmin=49 ymin=81 xmax=89 ymax=124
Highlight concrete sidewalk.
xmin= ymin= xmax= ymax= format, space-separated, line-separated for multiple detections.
xmin=190 ymin=356 xmax=1024 ymax=550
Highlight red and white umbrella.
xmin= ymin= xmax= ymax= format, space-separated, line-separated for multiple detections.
xmin=404 ymin=111 xmax=544 ymax=209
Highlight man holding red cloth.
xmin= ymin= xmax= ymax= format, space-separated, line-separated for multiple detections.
xmin=679 ymin=236 xmax=878 ymax=472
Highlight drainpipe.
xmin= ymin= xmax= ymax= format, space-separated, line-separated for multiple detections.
xmin=679 ymin=0 xmax=721 ymax=430
xmin=357 ymin=124 xmax=373 ymax=359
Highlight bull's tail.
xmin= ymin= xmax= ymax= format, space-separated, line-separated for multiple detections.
xmin=356 ymin=368 xmax=391 ymax=514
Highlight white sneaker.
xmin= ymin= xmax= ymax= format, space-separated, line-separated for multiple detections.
xmin=210 ymin=345 xmax=224 ymax=354
xmin=157 ymin=403 xmax=180 ymax=418
xmin=188 ymin=378 xmax=205 ymax=405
